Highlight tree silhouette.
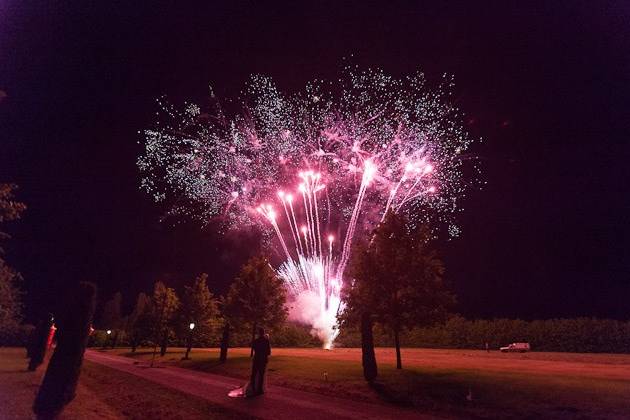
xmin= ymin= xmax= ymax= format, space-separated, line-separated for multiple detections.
xmin=125 ymin=292 xmax=151 ymax=352
xmin=343 ymin=240 xmax=379 ymax=381
xmin=149 ymin=282 xmax=179 ymax=361
xmin=344 ymin=212 xmax=454 ymax=371
xmin=180 ymin=273 xmax=219 ymax=355
xmin=101 ymin=292 xmax=123 ymax=348
xmin=27 ymin=314 xmax=54 ymax=371
xmin=0 ymin=259 xmax=23 ymax=343
xmin=33 ymin=282 xmax=96 ymax=418
xmin=224 ymin=255 xmax=287 ymax=357
xmin=0 ymin=183 xmax=25 ymax=344
xmin=0 ymin=183 xmax=26 ymax=249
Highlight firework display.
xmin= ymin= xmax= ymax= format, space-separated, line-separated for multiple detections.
xmin=138 ymin=67 xmax=476 ymax=348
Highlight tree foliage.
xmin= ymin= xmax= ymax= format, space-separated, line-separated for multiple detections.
xmin=344 ymin=212 xmax=454 ymax=369
xmin=125 ymin=292 xmax=151 ymax=352
xmin=101 ymin=291 xmax=124 ymax=347
xmin=0 ymin=259 xmax=23 ymax=341
xmin=180 ymin=273 xmax=219 ymax=345
xmin=150 ymin=281 xmax=180 ymax=356
xmin=0 ymin=183 xmax=25 ymax=344
xmin=0 ymin=183 xmax=26 ymax=249
xmin=224 ymin=255 xmax=287 ymax=355
xmin=101 ymin=292 xmax=123 ymax=329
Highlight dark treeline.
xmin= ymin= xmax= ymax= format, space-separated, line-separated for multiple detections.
xmin=337 ymin=316 xmax=630 ymax=354
xmin=42 ymin=315 xmax=630 ymax=354
xmin=86 ymin=256 xmax=291 ymax=361
xmin=89 ymin=322 xmax=321 ymax=349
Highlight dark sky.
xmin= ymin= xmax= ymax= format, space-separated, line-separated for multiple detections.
xmin=1 ymin=1 xmax=629 ymax=321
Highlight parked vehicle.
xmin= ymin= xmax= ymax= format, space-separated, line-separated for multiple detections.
xmin=500 ymin=342 xmax=531 ymax=353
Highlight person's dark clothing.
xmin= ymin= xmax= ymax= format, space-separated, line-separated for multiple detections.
xmin=252 ymin=336 xmax=271 ymax=364
xmin=250 ymin=336 xmax=271 ymax=395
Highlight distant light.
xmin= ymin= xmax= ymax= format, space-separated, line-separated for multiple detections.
xmin=189 ymin=323 xmax=196 ymax=330
xmin=106 ymin=330 xmax=112 ymax=335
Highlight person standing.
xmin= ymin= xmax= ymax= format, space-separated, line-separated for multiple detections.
xmin=250 ymin=328 xmax=271 ymax=395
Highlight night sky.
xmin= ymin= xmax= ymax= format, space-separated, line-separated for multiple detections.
xmin=1 ymin=1 xmax=629 ymax=321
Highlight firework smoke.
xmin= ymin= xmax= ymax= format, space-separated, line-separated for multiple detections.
xmin=138 ymin=67 xmax=476 ymax=348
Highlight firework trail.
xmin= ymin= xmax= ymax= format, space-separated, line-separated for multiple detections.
xmin=138 ymin=67 xmax=477 ymax=348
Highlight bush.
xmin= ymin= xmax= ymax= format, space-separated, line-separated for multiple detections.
xmin=271 ymin=323 xmax=322 ymax=347
xmin=399 ymin=316 xmax=630 ymax=353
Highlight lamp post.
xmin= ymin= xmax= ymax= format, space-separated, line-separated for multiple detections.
xmin=106 ymin=329 xmax=112 ymax=349
xmin=184 ymin=322 xmax=195 ymax=360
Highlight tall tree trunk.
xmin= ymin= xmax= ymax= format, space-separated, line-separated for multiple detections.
xmin=360 ymin=312 xmax=378 ymax=382
xmin=219 ymin=323 xmax=230 ymax=363
xmin=27 ymin=316 xmax=53 ymax=371
xmin=250 ymin=323 xmax=257 ymax=357
xmin=394 ymin=328 xmax=402 ymax=369
xmin=33 ymin=282 xmax=96 ymax=418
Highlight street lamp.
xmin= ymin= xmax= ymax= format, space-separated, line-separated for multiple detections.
xmin=184 ymin=322 xmax=195 ymax=360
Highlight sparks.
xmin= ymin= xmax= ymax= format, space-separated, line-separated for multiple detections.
xmin=139 ymin=67 xmax=478 ymax=348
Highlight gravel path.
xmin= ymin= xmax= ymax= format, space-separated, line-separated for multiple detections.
xmin=85 ymin=350 xmax=432 ymax=420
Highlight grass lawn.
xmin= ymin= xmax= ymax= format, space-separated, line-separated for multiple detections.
xmin=107 ymin=346 xmax=630 ymax=419
xmin=0 ymin=347 xmax=250 ymax=419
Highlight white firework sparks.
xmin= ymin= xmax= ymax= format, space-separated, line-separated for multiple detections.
xmin=138 ymin=67 xmax=478 ymax=348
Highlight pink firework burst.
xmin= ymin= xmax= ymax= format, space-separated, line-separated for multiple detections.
xmin=139 ymin=67 xmax=478 ymax=348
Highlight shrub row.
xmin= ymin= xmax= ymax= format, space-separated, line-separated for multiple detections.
xmin=15 ymin=316 xmax=630 ymax=353
xmin=336 ymin=316 xmax=630 ymax=353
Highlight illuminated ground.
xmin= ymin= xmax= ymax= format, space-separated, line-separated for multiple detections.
xmin=3 ymin=346 xmax=629 ymax=419
xmin=85 ymin=350 xmax=424 ymax=419
xmin=108 ymin=346 xmax=630 ymax=419
xmin=0 ymin=348 xmax=247 ymax=419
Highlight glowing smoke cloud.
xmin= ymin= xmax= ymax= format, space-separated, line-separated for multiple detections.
xmin=138 ymin=67 xmax=477 ymax=348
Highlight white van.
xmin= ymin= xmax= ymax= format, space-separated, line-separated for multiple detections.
xmin=500 ymin=342 xmax=531 ymax=353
